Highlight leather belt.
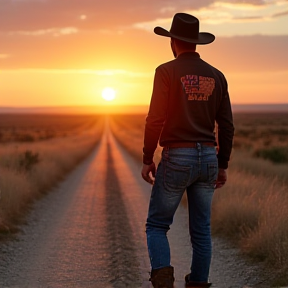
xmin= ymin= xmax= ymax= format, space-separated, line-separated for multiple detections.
xmin=165 ymin=142 xmax=215 ymax=148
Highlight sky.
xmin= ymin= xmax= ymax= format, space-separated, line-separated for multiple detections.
xmin=0 ymin=0 xmax=288 ymax=109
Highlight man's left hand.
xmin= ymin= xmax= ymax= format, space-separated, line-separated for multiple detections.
xmin=141 ymin=163 xmax=156 ymax=185
xmin=215 ymin=168 xmax=227 ymax=189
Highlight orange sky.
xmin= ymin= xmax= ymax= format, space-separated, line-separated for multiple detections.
xmin=0 ymin=0 xmax=288 ymax=109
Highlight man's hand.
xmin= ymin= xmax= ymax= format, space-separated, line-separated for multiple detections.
xmin=215 ymin=168 xmax=227 ymax=189
xmin=141 ymin=163 xmax=156 ymax=185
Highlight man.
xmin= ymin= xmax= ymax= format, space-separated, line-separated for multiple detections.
xmin=141 ymin=13 xmax=234 ymax=288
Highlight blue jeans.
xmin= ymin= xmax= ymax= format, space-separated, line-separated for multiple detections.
xmin=146 ymin=144 xmax=218 ymax=282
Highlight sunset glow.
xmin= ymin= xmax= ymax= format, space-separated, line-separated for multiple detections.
xmin=0 ymin=1 xmax=287 ymax=110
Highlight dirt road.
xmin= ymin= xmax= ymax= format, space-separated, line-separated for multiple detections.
xmin=0 ymin=124 xmax=269 ymax=288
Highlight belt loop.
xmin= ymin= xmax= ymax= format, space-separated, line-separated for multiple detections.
xmin=164 ymin=146 xmax=169 ymax=158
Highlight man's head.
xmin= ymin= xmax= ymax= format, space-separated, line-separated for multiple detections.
xmin=170 ymin=38 xmax=196 ymax=58
xmin=154 ymin=13 xmax=215 ymax=52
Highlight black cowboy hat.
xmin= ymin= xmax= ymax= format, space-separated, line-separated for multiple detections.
xmin=154 ymin=13 xmax=215 ymax=45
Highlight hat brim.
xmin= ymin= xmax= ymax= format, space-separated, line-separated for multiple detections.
xmin=154 ymin=26 xmax=215 ymax=45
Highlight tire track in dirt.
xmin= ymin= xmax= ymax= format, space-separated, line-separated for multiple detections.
xmin=104 ymin=139 xmax=142 ymax=287
xmin=106 ymin=127 xmax=152 ymax=286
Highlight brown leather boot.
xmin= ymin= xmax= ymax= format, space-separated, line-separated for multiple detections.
xmin=185 ymin=274 xmax=212 ymax=287
xmin=149 ymin=266 xmax=175 ymax=288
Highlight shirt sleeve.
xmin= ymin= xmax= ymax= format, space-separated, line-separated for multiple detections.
xmin=215 ymin=78 xmax=234 ymax=169
xmin=143 ymin=66 xmax=169 ymax=164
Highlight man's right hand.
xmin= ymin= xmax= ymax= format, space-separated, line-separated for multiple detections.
xmin=215 ymin=168 xmax=227 ymax=189
xmin=141 ymin=163 xmax=156 ymax=185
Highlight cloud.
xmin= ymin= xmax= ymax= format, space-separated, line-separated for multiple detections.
xmin=0 ymin=68 xmax=152 ymax=78
xmin=219 ymin=0 xmax=286 ymax=6
xmin=197 ymin=35 xmax=288 ymax=72
xmin=272 ymin=10 xmax=288 ymax=17
xmin=132 ymin=19 xmax=169 ymax=32
xmin=232 ymin=15 xmax=263 ymax=20
xmin=213 ymin=2 xmax=263 ymax=10
xmin=160 ymin=6 xmax=176 ymax=14
xmin=197 ymin=0 xmax=288 ymax=24
xmin=0 ymin=0 xmax=213 ymax=33
xmin=132 ymin=0 xmax=288 ymax=35
xmin=92 ymin=69 xmax=152 ymax=78
xmin=1 ymin=0 xmax=286 ymax=34
xmin=1 ymin=0 xmax=287 ymax=71
xmin=185 ymin=1 xmax=288 ymax=24
xmin=97 ymin=29 xmax=124 ymax=35
xmin=0 ymin=54 xmax=10 ymax=59
xmin=11 ymin=0 xmax=47 ymax=2
xmin=9 ymin=27 xmax=79 ymax=37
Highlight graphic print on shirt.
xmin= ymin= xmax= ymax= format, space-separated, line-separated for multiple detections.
xmin=181 ymin=75 xmax=215 ymax=101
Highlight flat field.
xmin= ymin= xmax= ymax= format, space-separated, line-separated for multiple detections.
xmin=0 ymin=114 xmax=101 ymax=142
xmin=0 ymin=114 xmax=104 ymax=234
xmin=110 ymin=112 xmax=288 ymax=285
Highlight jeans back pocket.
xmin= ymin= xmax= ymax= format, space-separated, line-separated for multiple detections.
xmin=163 ymin=160 xmax=191 ymax=193
xmin=207 ymin=163 xmax=218 ymax=184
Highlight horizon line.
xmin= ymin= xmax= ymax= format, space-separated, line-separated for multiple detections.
xmin=0 ymin=103 xmax=287 ymax=114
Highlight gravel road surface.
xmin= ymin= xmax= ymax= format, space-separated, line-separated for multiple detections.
xmin=0 ymin=124 xmax=271 ymax=288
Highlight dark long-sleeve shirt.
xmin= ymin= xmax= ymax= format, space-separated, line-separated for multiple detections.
xmin=143 ymin=52 xmax=234 ymax=169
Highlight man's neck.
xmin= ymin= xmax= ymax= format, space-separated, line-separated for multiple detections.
xmin=177 ymin=50 xmax=196 ymax=57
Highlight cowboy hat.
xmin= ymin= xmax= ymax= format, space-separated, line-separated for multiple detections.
xmin=154 ymin=13 xmax=215 ymax=45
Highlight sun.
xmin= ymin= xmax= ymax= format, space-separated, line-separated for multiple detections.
xmin=101 ymin=87 xmax=116 ymax=101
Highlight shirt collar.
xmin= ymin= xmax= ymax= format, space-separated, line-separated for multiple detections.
xmin=177 ymin=52 xmax=200 ymax=59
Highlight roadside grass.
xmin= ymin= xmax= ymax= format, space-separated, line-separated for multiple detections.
xmin=110 ymin=113 xmax=288 ymax=285
xmin=0 ymin=114 xmax=104 ymax=236
xmin=230 ymin=150 xmax=288 ymax=184
xmin=212 ymin=169 xmax=288 ymax=272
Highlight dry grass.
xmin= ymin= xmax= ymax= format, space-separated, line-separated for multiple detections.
xmin=0 ymin=114 xmax=104 ymax=235
xmin=109 ymin=113 xmax=288 ymax=284
xmin=230 ymin=150 xmax=288 ymax=184
xmin=0 ymin=114 xmax=98 ymax=143
xmin=212 ymin=168 xmax=288 ymax=284
xmin=233 ymin=113 xmax=288 ymax=155
xmin=212 ymin=171 xmax=288 ymax=255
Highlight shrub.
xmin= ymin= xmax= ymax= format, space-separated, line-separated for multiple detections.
xmin=19 ymin=150 xmax=40 ymax=172
xmin=17 ymin=133 xmax=35 ymax=142
xmin=254 ymin=147 xmax=288 ymax=163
